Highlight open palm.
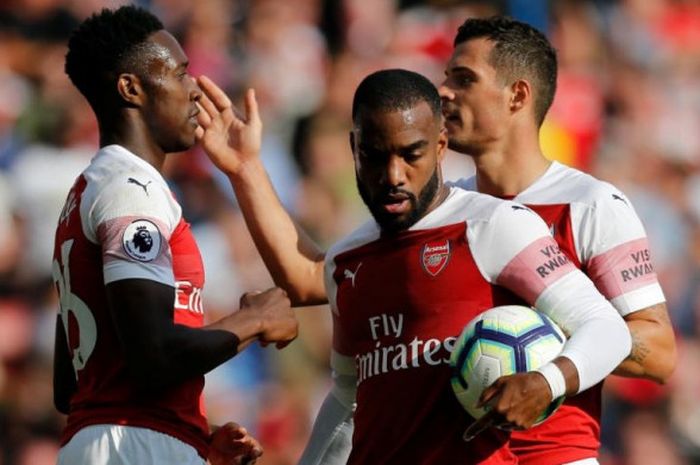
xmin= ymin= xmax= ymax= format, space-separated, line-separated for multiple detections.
xmin=195 ymin=75 xmax=262 ymax=176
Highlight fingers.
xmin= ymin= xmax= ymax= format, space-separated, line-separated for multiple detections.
xmin=196 ymin=94 xmax=218 ymax=125
xmin=198 ymin=75 xmax=233 ymax=112
xmin=477 ymin=379 xmax=502 ymax=408
xmin=244 ymin=88 xmax=261 ymax=126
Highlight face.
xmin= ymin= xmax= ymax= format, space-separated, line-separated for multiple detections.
xmin=352 ymin=101 xmax=447 ymax=234
xmin=139 ymin=30 xmax=201 ymax=153
xmin=438 ymin=38 xmax=512 ymax=155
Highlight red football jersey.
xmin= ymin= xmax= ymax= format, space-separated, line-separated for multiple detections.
xmin=52 ymin=145 xmax=209 ymax=458
xmin=326 ymin=188 xmax=585 ymax=465
xmin=456 ymin=162 xmax=665 ymax=465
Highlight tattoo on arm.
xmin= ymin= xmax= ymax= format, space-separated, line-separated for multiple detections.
xmin=628 ymin=330 xmax=651 ymax=365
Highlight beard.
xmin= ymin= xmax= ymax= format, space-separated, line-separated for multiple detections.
xmin=357 ymin=168 xmax=440 ymax=234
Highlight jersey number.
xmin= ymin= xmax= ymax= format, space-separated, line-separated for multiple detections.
xmin=52 ymin=239 xmax=97 ymax=379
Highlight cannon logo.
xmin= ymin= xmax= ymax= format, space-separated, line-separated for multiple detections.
xmin=421 ymin=239 xmax=451 ymax=277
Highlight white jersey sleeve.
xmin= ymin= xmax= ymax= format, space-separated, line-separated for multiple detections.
xmin=82 ymin=171 xmax=181 ymax=286
xmin=573 ymin=184 xmax=665 ymax=316
xmin=468 ymin=200 xmax=631 ymax=393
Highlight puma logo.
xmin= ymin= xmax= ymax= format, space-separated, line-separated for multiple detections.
xmin=612 ymin=193 xmax=627 ymax=205
xmin=127 ymin=177 xmax=152 ymax=196
xmin=343 ymin=262 xmax=363 ymax=288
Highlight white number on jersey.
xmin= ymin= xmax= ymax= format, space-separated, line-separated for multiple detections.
xmin=52 ymin=239 xmax=98 ymax=379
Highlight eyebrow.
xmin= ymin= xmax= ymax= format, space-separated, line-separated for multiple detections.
xmin=445 ymin=66 xmax=477 ymax=77
xmin=402 ymin=140 xmax=429 ymax=151
xmin=359 ymin=140 xmax=428 ymax=153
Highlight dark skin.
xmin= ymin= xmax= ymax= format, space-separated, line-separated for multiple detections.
xmin=350 ymin=101 xmax=450 ymax=233
xmin=196 ymin=79 xmax=575 ymax=436
xmin=54 ymin=29 xmax=293 ymax=465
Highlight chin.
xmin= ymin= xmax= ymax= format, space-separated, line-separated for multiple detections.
xmin=447 ymin=138 xmax=478 ymax=156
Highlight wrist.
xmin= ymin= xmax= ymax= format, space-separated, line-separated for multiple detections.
xmin=227 ymin=157 xmax=265 ymax=183
xmin=535 ymin=362 xmax=567 ymax=400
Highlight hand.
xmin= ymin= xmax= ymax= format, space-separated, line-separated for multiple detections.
xmin=462 ymin=371 xmax=552 ymax=441
xmin=209 ymin=422 xmax=263 ymax=465
xmin=240 ymin=288 xmax=298 ymax=349
xmin=195 ymin=75 xmax=262 ymax=176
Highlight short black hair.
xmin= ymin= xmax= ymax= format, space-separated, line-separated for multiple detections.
xmin=454 ymin=16 xmax=557 ymax=126
xmin=352 ymin=69 xmax=442 ymax=124
xmin=65 ymin=5 xmax=163 ymax=112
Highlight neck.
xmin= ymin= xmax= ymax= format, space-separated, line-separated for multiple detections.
xmin=470 ymin=128 xmax=550 ymax=198
xmin=99 ymin=112 xmax=167 ymax=172
xmin=424 ymin=183 xmax=450 ymax=217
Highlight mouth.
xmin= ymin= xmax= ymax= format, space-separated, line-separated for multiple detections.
xmin=442 ymin=110 xmax=461 ymax=126
xmin=380 ymin=194 xmax=411 ymax=215
xmin=188 ymin=108 xmax=200 ymax=127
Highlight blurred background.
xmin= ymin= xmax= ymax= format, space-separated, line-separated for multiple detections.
xmin=0 ymin=0 xmax=699 ymax=464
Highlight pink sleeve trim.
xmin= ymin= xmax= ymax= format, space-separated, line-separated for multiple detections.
xmin=586 ymin=238 xmax=659 ymax=299
xmin=497 ymin=236 xmax=577 ymax=304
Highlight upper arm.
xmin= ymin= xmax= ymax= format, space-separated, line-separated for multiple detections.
xmin=91 ymin=176 xmax=180 ymax=378
xmin=576 ymin=186 xmax=665 ymax=316
xmin=53 ymin=315 xmax=77 ymax=414
xmin=105 ymin=279 xmax=177 ymax=379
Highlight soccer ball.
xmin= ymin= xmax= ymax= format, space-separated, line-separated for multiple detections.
xmin=450 ymin=305 xmax=567 ymax=425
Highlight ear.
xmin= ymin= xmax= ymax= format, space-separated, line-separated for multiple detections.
xmin=509 ymin=79 xmax=531 ymax=115
xmin=116 ymin=73 xmax=146 ymax=107
xmin=437 ymin=125 xmax=448 ymax=163
xmin=349 ymin=130 xmax=356 ymax=156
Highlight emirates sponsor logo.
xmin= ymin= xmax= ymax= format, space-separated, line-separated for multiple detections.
xmin=421 ymin=239 xmax=451 ymax=277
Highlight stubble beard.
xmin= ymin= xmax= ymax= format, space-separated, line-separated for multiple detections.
xmin=357 ymin=168 xmax=441 ymax=234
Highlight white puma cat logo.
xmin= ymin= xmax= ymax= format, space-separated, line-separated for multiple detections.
xmin=343 ymin=262 xmax=363 ymax=287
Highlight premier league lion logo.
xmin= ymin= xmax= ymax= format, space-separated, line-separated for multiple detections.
xmin=132 ymin=226 xmax=153 ymax=253
xmin=123 ymin=219 xmax=161 ymax=261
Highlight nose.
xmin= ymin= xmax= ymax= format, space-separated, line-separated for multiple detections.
xmin=382 ymin=155 xmax=406 ymax=187
xmin=190 ymin=76 xmax=202 ymax=102
xmin=438 ymin=81 xmax=453 ymax=101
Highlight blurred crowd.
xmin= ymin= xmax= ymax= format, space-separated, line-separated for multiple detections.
xmin=0 ymin=0 xmax=699 ymax=464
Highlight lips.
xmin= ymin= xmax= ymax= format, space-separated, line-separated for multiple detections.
xmin=379 ymin=194 xmax=411 ymax=215
xmin=442 ymin=108 xmax=460 ymax=123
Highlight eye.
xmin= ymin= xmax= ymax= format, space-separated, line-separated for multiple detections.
xmin=403 ymin=152 xmax=421 ymax=163
xmin=457 ymin=76 xmax=473 ymax=87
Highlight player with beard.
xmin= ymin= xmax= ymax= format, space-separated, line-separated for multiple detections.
xmin=54 ymin=6 xmax=298 ymax=465
xmin=438 ymin=17 xmax=676 ymax=465
xmin=196 ymin=68 xmax=631 ymax=464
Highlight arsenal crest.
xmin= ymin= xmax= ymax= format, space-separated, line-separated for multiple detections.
xmin=421 ymin=239 xmax=451 ymax=277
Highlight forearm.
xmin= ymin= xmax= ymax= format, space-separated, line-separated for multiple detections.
xmin=298 ymin=392 xmax=354 ymax=465
xmin=613 ymin=307 xmax=677 ymax=383
xmin=298 ymin=351 xmax=356 ymax=465
xmin=136 ymin=324 xmax=240 ymax=387
xmin=108 ymin=280 xmax=258 ymax=388
xmin=229 ymin=159 xmax=326 ymax=305
xmin=536 ymin=271 xmax=632 ymax=394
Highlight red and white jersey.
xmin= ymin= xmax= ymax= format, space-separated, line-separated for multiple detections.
xmin=52 ymin=145 xmax=209 ymax=458
xmin=455 ymin=161 xmax=665 ymax=465
xmin=326 ymin=187 xmax=587 ymax=465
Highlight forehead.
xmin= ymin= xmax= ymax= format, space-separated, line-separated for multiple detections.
xmin=355 ymin=101 xmax=438 ymax=147
xmin=143 ymin=30 xmax=188 ymax=71
xmin=446 ymin=37 xmax=496 ymax=74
